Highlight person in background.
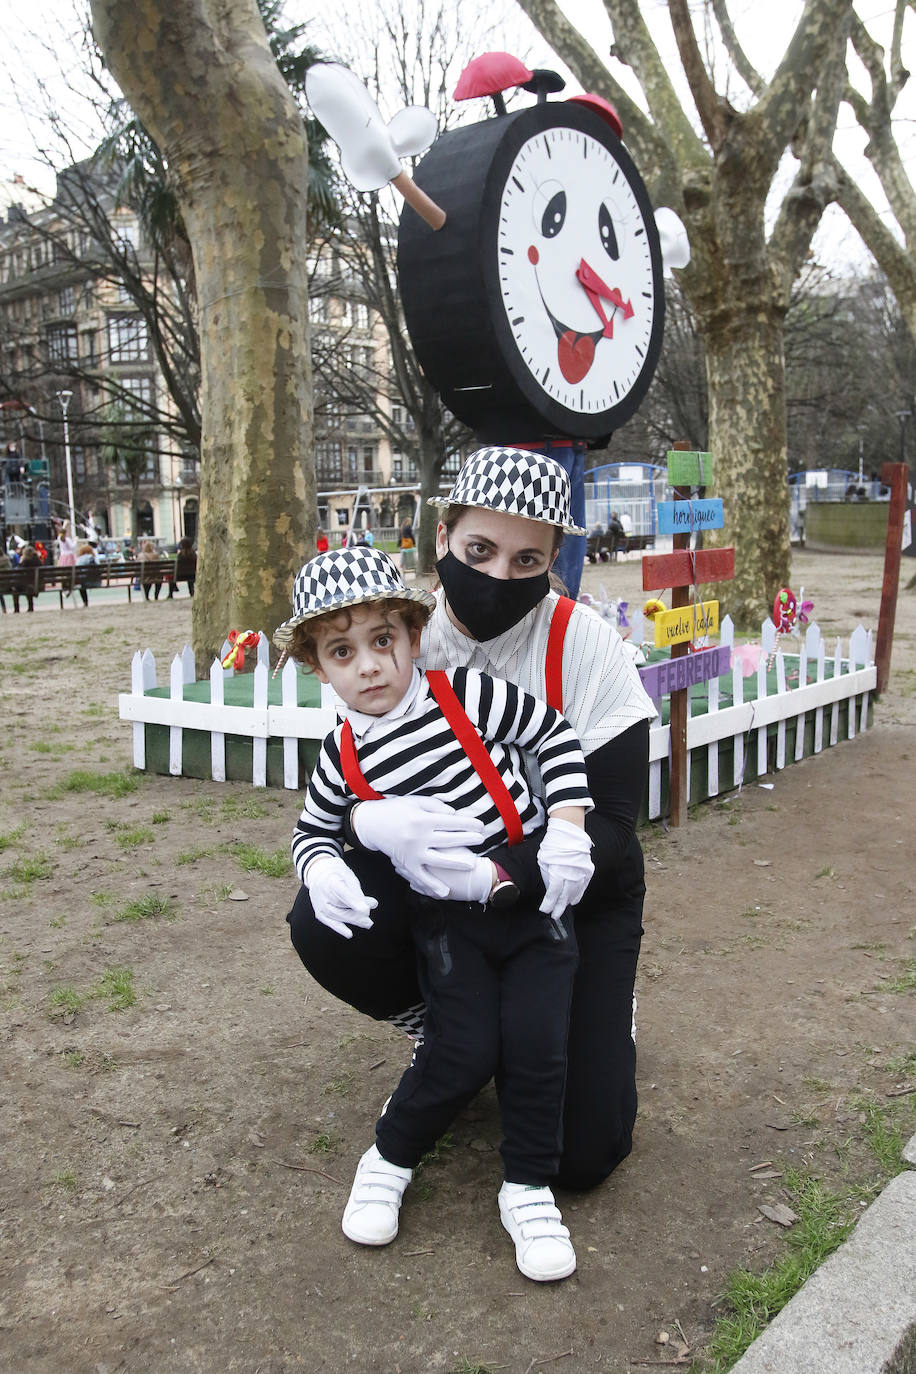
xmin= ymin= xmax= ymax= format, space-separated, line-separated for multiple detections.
xmin=13 ymin=543 xmax=41 ymax=613
xmin=399 ymin=520 xmax=415 ymax=550
xmin=57 ymin=521 xmax=77 ymax=570
xmin=0 ymin=544 xmax=11 ymax=614
xmin=316 ymin=528 xmax=329 ymax=553
xmin=139 ymin=539 xmax=162 ymax=600
xmin=173 ymin=536 xmax=197 ymax=597
xmin=74 ymin=542 xmax=99 ymax=608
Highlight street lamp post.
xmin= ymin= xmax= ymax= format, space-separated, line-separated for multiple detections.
xmin=56 ymin=390 xmax=76 ymax=541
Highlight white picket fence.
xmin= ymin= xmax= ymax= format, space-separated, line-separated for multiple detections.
xmin=639 ymin=614 xmax=876 ymax=820
xmin=118 ymin=617 xmax=877 ymax=811
xmin=118 ymin=632 xmax=340 ymax=789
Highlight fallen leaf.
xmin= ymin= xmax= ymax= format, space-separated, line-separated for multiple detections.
xmin=765 ymin=1120 xmax=790 ymax=1130
xmin=656 ymin=1331 xmax=670 ymax=1345
xmin=750 ymin=1169 xmax=783 ymax=1180
xmin=228 ymin=889 xmax=250 ymax=901
xmin=247 ymin=1129 xmax=265 ymax=1148
xmin=758 ymin=1203 xmax=797 ymax=1228
xmin=753 ymin=859 xmax=771 ymax=867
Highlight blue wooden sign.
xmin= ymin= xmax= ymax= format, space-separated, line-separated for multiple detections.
xmin=638 ymin=644 xmax=732 ymax=698
xmin=657 ymin=499 xmax=725 ymax=534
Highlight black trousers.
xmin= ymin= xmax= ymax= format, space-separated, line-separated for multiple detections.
xmin=287 ymin=838 xmax=645 ymax=1189
xmin=376 ymin=900 xmax=578 ymax=1183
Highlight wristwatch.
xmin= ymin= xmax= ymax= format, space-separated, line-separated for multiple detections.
xmin=489 ymin=862 xmax=520 ymax=908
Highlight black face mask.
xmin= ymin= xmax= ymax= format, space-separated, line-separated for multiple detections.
xmin=436 ymin=549 xmax=550 ymax=640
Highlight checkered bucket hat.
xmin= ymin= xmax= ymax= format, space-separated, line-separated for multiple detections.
xmin=273 ymin=546 xmax=436 ymax=648
xmin=429 ymin=446 xmax=586 ymax=535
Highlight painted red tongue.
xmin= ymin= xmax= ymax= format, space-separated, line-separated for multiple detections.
xmin=558 ymin=331 xmax=595 ymax=383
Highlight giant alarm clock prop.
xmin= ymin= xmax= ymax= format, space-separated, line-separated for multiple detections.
xmin=396 ymin=57 xmax=679 ymax=446
xmin=305 ymin=54 xmax=688 ymax=447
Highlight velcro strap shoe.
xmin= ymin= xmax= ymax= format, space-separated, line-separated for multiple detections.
xmin=342 ymin=1144 xmax=413 ymax=1246
xmin=498 ymin=1181 xmax=577 ymax=1282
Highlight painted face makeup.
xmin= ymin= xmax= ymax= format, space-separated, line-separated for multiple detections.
xmin=311 ymin=605 xmax=421 ymax=716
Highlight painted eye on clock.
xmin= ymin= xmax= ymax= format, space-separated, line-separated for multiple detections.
xmin=533 ymin=181 xmax=565 ymax=238
xmin=598 ymin=202 xmax=620 ymax=261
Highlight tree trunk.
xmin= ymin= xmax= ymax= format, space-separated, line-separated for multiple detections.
xmin=703 ymin=307 xmax=791 ymax=627
xmin=417 ymin=428 xmax=445 ymax=576
xmin=90 ymin=0 xmax=313 ymax=664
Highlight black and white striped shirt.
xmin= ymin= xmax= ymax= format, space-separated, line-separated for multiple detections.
xmin=292 ymin=665 xmax=593 ymax=881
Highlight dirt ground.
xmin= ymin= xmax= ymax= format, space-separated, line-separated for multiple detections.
xmin=1 ymin=548 xmax=914 ymax=1374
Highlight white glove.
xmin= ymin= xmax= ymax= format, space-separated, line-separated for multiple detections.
xmin=353 ymin=796 xmax=486 ymax=891
xmin=537 ymin=818 xmax=594 ymax=917
xmin=406 ymin=851 xmax=495 ymax=903
xmin=306 ymin=855 xmax=378 ymax=940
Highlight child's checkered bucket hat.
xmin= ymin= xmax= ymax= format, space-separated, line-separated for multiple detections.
xmin=273 ymin=546 xmax=436 ymax=649
xmin=429 ymin=446 xmax=586 ymax=535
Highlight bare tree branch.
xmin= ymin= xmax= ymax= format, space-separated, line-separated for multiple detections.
xmin=710 ymin=0 xmax=764 ymax=98
xmin=668 ymin=0 xmax=731 ymax=150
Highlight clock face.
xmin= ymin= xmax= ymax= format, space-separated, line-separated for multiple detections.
xmin=485 ymin=113 xmax=663 ymax=436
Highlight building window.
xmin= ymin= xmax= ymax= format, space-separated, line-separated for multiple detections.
xmin=108 ymin=314 xmax=149 ymax=362
xmin=46 ymin=325 xmax=78 ymax=365
xmin=362 ymin=445 xmax=376 ymax=474
xmin=121 ymin=375 xmax=154 ymax=410
xmin=355 ymin=301 xmax=370 ymax=329
xmin=58 ymin=286 xmax=75 ymax=316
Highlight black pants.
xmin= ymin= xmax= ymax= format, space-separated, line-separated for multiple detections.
xmin=376 ymin=901 xmax=577 ymax=1183
xmin=287 ymin=837 xmax=645 ymax=1189
xmin=143 ymin=581 xmax=161 ymax=600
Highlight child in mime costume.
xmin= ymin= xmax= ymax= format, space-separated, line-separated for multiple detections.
xmin=275 ymin=544 xmax=595 ymax=1282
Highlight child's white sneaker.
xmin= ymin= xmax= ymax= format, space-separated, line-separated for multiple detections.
xmin=342 ymin=1144 xmax=412 ymax=1246
xmin=498 ymin=1181 xmax=576 ymax=1282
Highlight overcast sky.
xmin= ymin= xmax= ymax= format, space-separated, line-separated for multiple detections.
xmin=1 ymin=0 xmax=913 ymax=271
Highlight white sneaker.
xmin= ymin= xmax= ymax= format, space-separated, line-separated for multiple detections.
xmin=498 ymin=1182 xmax=577 ymax=1282
xmin=342 ymin=1144 xmax=412 ymax=1246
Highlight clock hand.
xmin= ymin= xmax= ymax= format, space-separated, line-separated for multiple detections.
xmin=576 ymin=258 xmax=634 ymax=338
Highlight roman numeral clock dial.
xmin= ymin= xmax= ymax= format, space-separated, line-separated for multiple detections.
xmin=397 ymin=100 xmax=665 ymax=445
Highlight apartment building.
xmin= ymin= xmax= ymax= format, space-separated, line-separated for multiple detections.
xmin=0 ymin=164 xmax=199 ymax=547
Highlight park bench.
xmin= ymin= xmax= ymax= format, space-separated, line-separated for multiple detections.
xmin=586 ymin=530 xmax=655 ymax=562
xmin=0 ymin=557 xmax=178 ymax=610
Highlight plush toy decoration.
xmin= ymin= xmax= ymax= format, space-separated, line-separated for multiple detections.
xmin=221 ymin=630 xmax=260 ymax=671
xmin=772 ymin=587 xmax=798 ymax=634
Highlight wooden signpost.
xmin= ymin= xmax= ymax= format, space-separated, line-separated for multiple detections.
xmin=644 ymin=447 xmax=735 ymax=826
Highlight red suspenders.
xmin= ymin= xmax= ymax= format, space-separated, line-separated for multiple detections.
xmin=545 ymin=595 xmax=575 ymax=712
xmin=339 ymin=596 xmax=576 ymax=846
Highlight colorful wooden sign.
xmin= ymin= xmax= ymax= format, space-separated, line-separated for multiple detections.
xmin=653 ymin=599 xmax=719 ymax=648
xmin=638 ymin=644 xmax=732 ymax=697
xmin=666 ymin=449 xmax=714 ymax=487
xmin=657 ymin=499 xmax=725 ymax=535
xmin=642 ymin=547 xmax=734 ymax=590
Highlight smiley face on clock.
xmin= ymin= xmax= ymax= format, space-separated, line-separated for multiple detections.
xmin=497 ymin=126 xmax=656 ymax=412
xmin=397 ymin=99 xmax=664 ymax=444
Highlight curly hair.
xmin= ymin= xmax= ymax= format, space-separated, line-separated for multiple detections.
xmin=288 ymin=596 xmax=432 ymax=671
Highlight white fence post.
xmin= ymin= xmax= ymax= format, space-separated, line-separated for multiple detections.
xmin=282 ymin=657 xmax=300 ymax=790
xmin=775 ymin=651 xmax=787 ymax=769
xmin=210 ymin=657 xmax=226 ymax=782
xmin=252 ymin=660 xmax=268 ymax=787
xmin=756 ymin=650 xmax=768 ymax=777
xmin=830 ymin=639 xmax=842 ymax=746
xmin=130 ymin=649 xmax=156 ymax=768
xmin=169 ymin=644 xmax=196 ymax=776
